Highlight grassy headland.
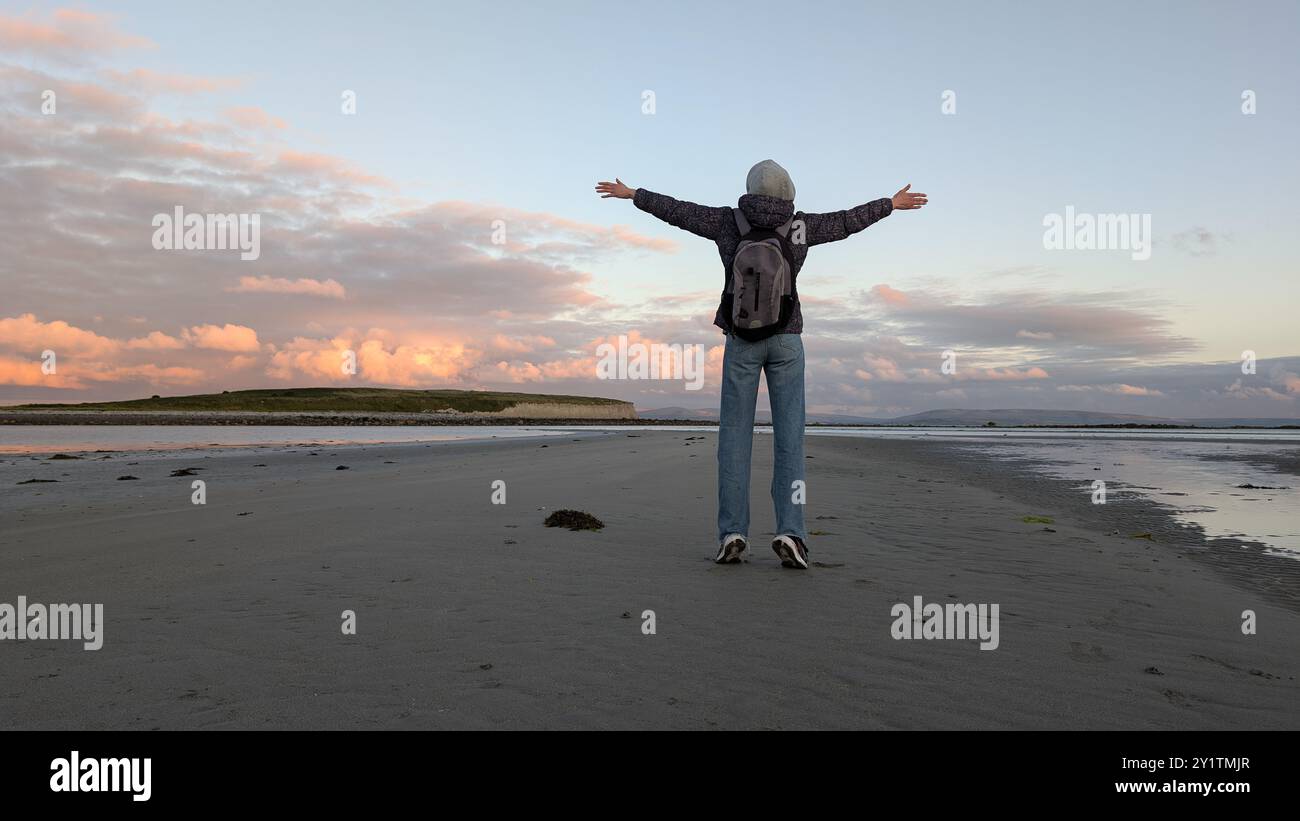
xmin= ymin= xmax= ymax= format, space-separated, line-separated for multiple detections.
xmin=11 ymin=387 xmax=631 ymax=414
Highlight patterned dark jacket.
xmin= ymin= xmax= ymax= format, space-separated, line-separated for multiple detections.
xmin=633 ymin=189 xmax=892 ymax=334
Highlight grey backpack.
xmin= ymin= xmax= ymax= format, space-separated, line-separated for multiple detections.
xmin=725 ymin=208 xmax=796 ymax=341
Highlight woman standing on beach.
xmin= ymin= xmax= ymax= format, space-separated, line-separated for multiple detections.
xmin=597 ymin=161 xmax=926 ymax=568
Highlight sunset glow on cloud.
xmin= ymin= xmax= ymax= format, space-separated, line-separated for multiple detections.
xmin=1 ymin=5 xmax=1296 ymax=419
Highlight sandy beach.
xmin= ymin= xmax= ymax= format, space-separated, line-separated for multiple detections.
xmin=1 ymin=430 xmax=1296 ymax=730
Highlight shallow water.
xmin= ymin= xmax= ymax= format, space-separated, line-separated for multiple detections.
xmin=0 ymin=425 xmax=572 ymax=454
xmin=800 ymin=425 xmax=1300 ymax=443
xmin=3 ymin=424 xmax=1296 ymax=557
xmin=956 ymin=438 xmax=1300 ymax=559
xmin=3 ymin=423 xmax=1298 ymax=455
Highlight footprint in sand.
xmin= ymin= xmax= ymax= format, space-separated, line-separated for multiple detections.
xmin=1191 ymin=654 xmax=1282 ymax=680
xmin=1068 ymin=642 xmax=1112 ymax=663
xmin=1160 ymin=688 xmax=1202 ymax=707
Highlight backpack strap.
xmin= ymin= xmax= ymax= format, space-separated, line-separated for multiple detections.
xmin=777 ymin=217 xmax=798 ymax=300
xmin=733 ymin=208 xmax=751 ymax=236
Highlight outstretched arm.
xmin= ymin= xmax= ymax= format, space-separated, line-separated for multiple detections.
xmin=802 ymin=184 xmax=927 ymax=247
xmin=595 ymin=178 xmax=727 ymax=241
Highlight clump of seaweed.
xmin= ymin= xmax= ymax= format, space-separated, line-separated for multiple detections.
xmin=544 ymin=509 xmax=605 ymax=531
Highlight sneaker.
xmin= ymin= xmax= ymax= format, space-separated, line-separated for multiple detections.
xmin=715 ymin=534 xmax=747 ymax=564
xmin=771 ymin=535 xmax=809 ymax=569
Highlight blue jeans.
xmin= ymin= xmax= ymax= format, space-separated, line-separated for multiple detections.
xmin=717 ymin=332 xmax=806 ymax=543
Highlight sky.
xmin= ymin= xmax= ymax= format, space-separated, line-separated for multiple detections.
xmin=1 ymin=0 xmax=1297 ymax=417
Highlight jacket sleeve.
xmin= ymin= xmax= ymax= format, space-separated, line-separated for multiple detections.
xmin=633 ymin=188 xmax=729 ymax=241
xmin=801 ymin=198 xmax=893 ymax=246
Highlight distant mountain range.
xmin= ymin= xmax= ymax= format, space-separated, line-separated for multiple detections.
xmin=636 ymin=407 xmax=1300 ymax=428
xmin=636 ymin=406 xmax=889 ymax=425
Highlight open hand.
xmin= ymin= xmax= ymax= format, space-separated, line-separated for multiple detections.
xmin=595 ymin=178 xmax=636 ymax=199
xmin=892 ymin=184 xmax=928 ymax=211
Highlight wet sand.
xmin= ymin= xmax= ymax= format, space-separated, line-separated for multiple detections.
xmin=0 ymin=431 xmax=1296 ymax=729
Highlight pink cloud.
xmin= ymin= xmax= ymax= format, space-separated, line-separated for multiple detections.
xmin=960 ymin=366 xmax=1051 ymax=382
xmin=223 ymin=106 xmax=287 ymax=130
xmin=265 ymin=335 xmax=480 ymax=386
xmin=87 ymin=364 xmax=205 ymax=385
xmin=125 ymin=331 xmax=186 ymax=350
xmin=0 ymin=354 xmax=78 ymax=387
xmin=610 ymin=224 xmax=677 ymax=253
xmin=488 ymin=330 xmax=720 ymax=386
xmin=855 ymin=354 xmax=906 ymax=382
xmin=0 ymin=314 xmax=119 ymax=357
xmin=0 ymin=9 xmax=155 ymax=56
xmin=853 ymin=285 xmax=1197 ymax=359
xmin=490 ymin=334 xmax=557 ymax=355
xmin=230 ymin=277 xmax=346 ymax=299
xmin=0 ymin=67 xmax=143 ymax=118
xmin=1058 ymin=383 xmax=1162 ymax=396
xmin=1271 ymin=369 xmax=1300 ymax=395
xmin=1222 ymin=379 xmax=1292 ymax=402
xmin=431 ymin=200 xmax=677 ymax=255
xmin=868 ymin=284 xmax=910 ymax=307
xmin=0 ymin=315 xmax=258 ymax=389
xmin=182 ymin=324 xmax=261 ymax=352
xmin=0 ymin=351 xmax=202 ymax=390
xmin=104 ymin=68 xmax=243 ymax=95
xmin=275 ymin=151 xmax=394 ymax=189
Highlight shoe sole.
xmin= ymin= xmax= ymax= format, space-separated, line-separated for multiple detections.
xmin=772 ymin=540 xmax=808 ymax=569
xmin=715 ymin=540 xmax=746 ymax=564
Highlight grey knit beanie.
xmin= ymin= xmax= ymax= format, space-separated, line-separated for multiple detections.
xmin=745 ymin=159 xmax=796 ymax=201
